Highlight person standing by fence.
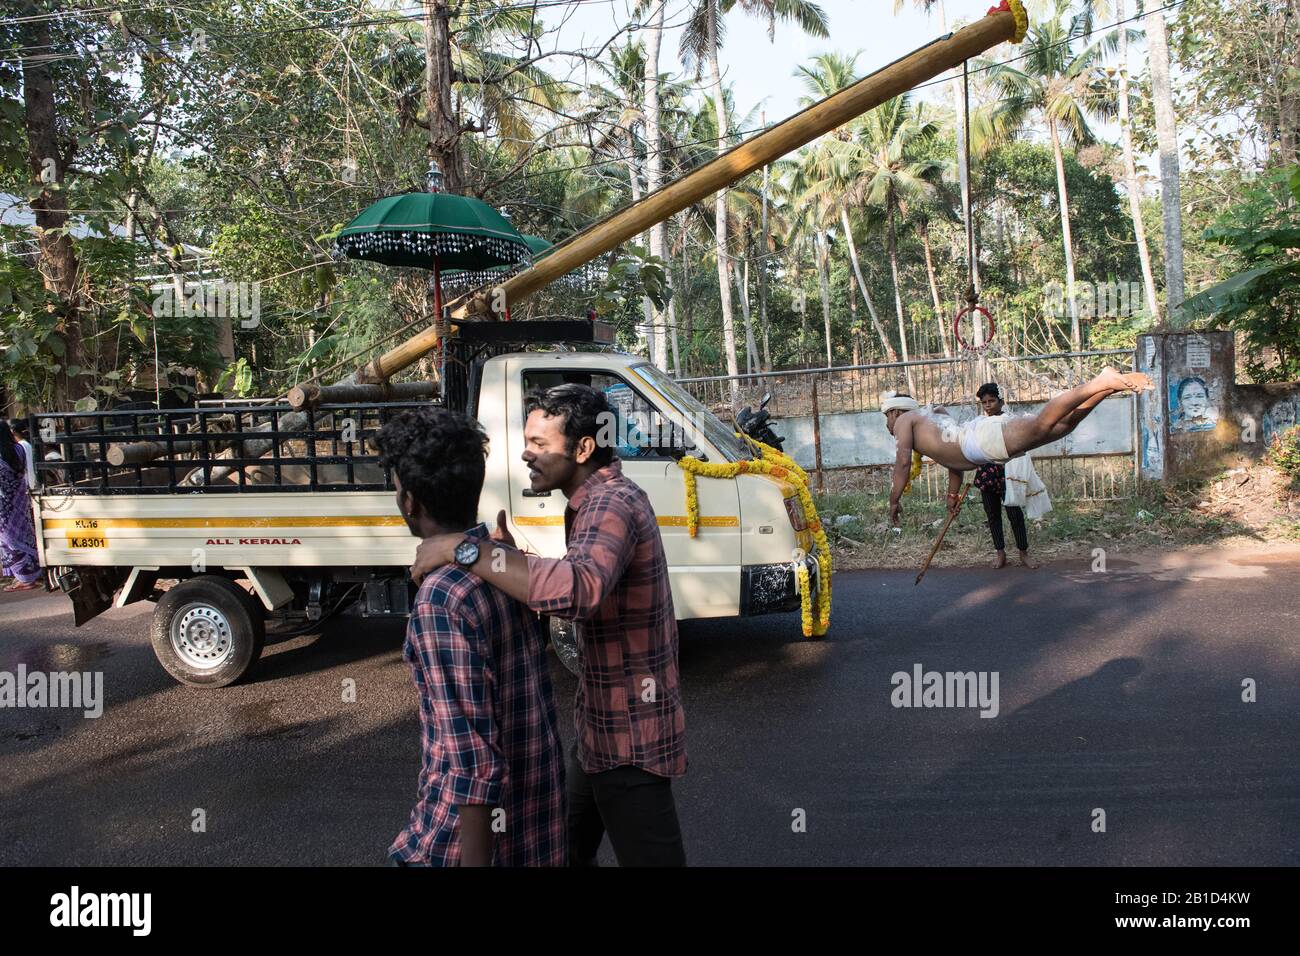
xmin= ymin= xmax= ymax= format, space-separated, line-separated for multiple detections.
xmin=973 ymin=384 xmax=1037 ymax=570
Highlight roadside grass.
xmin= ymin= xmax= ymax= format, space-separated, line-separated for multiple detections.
xmin=816 ymin=477 xmax=1286 ymax=570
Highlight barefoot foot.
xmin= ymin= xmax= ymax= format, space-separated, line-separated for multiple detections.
xmin=992 ymin=551 xmax=1007 ymax=569
xmin=1095 ymin=366 xmax=1130 ymax=392
xmin=1119 ymin=371 xmax=1153 ymax=392
xmin=1017 ymin=550 xmax=1038 ymax=569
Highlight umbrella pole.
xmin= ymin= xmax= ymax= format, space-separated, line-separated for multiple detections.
xmin=432 ymin=257 xmax=445 ymax=389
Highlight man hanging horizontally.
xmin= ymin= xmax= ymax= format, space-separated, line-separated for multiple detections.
xmin=884 ymin=367 xmax=1152 ymax=528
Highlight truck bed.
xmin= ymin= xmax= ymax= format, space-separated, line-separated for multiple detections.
xmin=36 ymin=490 xmax=415 ymax=569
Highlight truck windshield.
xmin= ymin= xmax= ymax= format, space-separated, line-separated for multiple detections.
xmin=631 ymin=364 xmax=753 ymax=463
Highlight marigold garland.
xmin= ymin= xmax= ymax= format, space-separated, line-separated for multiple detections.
xmin=987 ymin=0 xmax=1029 ymax=43
xmin=677 ymin=436 xmax=831 ymax=638
xmin=902 ymin=450 xmax=923 ymax=495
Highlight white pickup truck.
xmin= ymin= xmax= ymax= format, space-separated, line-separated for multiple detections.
xmin=30 ymin=326 xmax=821 ymax=687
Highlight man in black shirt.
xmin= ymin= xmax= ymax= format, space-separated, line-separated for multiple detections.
xmin=974 ymin=384 xmax=1037 ymax=569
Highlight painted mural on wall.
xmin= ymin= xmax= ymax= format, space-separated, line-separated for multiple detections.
xmin=1262 ymin=397 xmax=1297 ymax=447
xmin=1138 ymin=336 xmax=1164 ymax=479
xmin=1168 ymin=375 xmax=1221 ymax=433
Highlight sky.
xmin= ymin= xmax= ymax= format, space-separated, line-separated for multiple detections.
xmin=548 ymin=0 xmax=998 ymax=128
xmin=525 ymin=0 xmax=1211 ymax=182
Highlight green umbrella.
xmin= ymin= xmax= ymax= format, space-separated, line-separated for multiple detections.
xmin=440 ymin=233 xmax=554 ymax=292
xmin=333 ymin=163 xmax=532 ymax=334
xmin=333 ymin=192 xmax=530 ymax=271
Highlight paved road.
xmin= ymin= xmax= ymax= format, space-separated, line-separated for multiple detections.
xmin=2 ymin=546 xmax=1297 ymax=866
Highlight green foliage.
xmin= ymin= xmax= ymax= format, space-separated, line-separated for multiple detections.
xmin=215 ymin=358 xmax=255 ymax=398
xmin=1183 ymin=166 xmax=1300 ymax=382
xmin=1268 ymin=424 xmax=1300 ymax=483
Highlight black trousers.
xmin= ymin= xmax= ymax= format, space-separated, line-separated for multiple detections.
xmin=981 ymin=487 xmax=1029 ymax=552
xmin=567 ymin=745 xmax=686 ymax=867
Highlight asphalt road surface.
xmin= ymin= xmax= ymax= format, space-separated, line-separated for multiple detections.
xmin=2 ymin=546 xmax=1297 ymax=866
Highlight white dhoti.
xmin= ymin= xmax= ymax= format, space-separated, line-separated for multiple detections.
xmin=1005 ymin=453 xmax=1052 ymax=519
xmin=958 ymin=416 xmax=1010 ymax=466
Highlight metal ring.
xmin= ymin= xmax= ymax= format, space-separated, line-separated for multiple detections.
xmin=953 ymin=305 xmax=996 ymax=353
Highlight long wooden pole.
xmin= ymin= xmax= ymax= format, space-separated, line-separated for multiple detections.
xmin=915 ymin=482 xmax=969 ymax=586
xmin=360 ymin=6 xmax=1019 ymax=382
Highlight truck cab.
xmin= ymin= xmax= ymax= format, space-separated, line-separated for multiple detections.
xmin=30 ymin=334 xmax=820 ymax=688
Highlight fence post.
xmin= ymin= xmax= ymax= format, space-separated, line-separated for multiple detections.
xmin=811 ymin=375 xmax=825 ymax=493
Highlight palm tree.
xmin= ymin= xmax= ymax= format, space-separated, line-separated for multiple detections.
xmin=1143 ymin=4 xmax=1185 ymax=321
xmin=982 ymin=0 xmax=1116 ymax=350
xmin=786 ymin=152 xmax=838 ymax=368
xmin=842 ymin=95 xmax=944 ymax=371
xmin=1108 ymin=0 xmax=1159 ymax=324
xmin=640 ymin=0 xmax=671 ymax=368
xmin=583 ymin=42 xmax=656 ymax=351
xmin=1071 ymin=0 xmax=1158 ymax=327
xmin=682 ymin=0 xmax=829 ymax=394
xmin=794 ymin=52 xmax=899 ymax=363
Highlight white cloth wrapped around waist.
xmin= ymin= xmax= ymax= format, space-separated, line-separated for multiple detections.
xmin=1003 ymin=452 xmax=1052 ymax=519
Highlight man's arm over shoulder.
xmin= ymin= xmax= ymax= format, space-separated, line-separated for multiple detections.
xmin=527 ymin=487 xmax=638 ymax=621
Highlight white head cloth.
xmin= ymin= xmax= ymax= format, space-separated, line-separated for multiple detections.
xmin=881 ymin=392 xmax=919 ymax=414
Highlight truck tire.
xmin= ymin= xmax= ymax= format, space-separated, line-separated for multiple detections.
xmin=548 ymin=617 xmax=580 ymax=677
xmin=150 ymin=576 xmax=266 ymax=688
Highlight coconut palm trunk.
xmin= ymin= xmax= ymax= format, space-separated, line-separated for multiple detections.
xmin=1048 ymin=120 xmax=1082 ymax=351
xmin=734 ymin=241 xmax=759 ymax=372
xmin=1116 ymin=0 xmax=1158 ymax=323
xmin=644 ymin=0 xmax=670 ymax=368
xmin=886 ymin=190 xmax=909 ymax=363
xmin=1144 ymin=5 xmax=1185 ymax=322
xmin=918 ymin=219 xmax=951 ymax=357
xmin=815 ymin=230 xmax=834 ymax=367
xmin=840 ymin=206 xmax=898 ymax=362
xmin=705 ymin=0 xmax=740 ymax=400
xmin=625 ymin=154 xmax=654 ymax=357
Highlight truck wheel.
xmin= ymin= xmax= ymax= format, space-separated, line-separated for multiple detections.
xmin=548 ymin=617 xmax=580 ymax=677
xmin=150 ymin=576 xmax=266 ymax=688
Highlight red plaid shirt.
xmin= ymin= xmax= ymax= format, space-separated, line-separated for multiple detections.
xmin=527 ymin=460 xmax=687 ymax=777
xmin=391 ymin=524 xmax=566 ymax=866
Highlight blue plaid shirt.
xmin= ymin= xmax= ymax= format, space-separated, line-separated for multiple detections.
xmin=390 ymin=524 xmax=566 ymax=866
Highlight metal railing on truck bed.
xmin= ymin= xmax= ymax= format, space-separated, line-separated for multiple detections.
xmin=28 ymin=401 xmax=428 ymax=495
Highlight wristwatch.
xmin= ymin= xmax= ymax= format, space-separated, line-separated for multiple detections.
xmin=453 ymin=537 xmax=480 ymax=568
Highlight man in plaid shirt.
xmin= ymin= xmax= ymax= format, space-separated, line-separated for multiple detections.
xmin=415 ymin=384 xmax=687 ymax=866
xmin=377 ymin=408 xmax=565 ymax=867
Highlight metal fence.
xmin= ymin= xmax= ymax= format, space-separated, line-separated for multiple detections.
xmin=676 ymin=348 xmax=1138 ymax=502
xmin=677 ymin=348 xmax=1134 ymax=415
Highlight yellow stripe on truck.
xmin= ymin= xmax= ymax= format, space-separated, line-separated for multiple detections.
xmin=47 ymin=513 xmax=740 ymax=532
xmin=45 ymin=516 xmax=407 ymax=530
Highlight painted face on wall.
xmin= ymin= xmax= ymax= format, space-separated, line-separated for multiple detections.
xmin=1181 ymin=382 xmax=1209 ymax=419
xmin=1171 ymin=377 xmax=1217 ymax=433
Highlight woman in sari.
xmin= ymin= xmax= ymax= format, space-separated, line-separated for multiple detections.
xmin=1 ymin=421 xmax=42 ymax=592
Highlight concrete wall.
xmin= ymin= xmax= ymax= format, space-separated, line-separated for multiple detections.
xmin=1137 ymin=330 xmax=1300 ymax=480
xmin=777 ymin=395 xmax=1134 ymax=471
xmin=1238 ymin=384 xmax=1300 ymax=455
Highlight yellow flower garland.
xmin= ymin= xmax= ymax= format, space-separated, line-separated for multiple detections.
xmin=1008 ymin=0 xmax=1029 ymax=44
xmin=677 ymin=437 xmax=831 ymax=638
xmin=902 ymin=450 xmax=923 ymax=495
